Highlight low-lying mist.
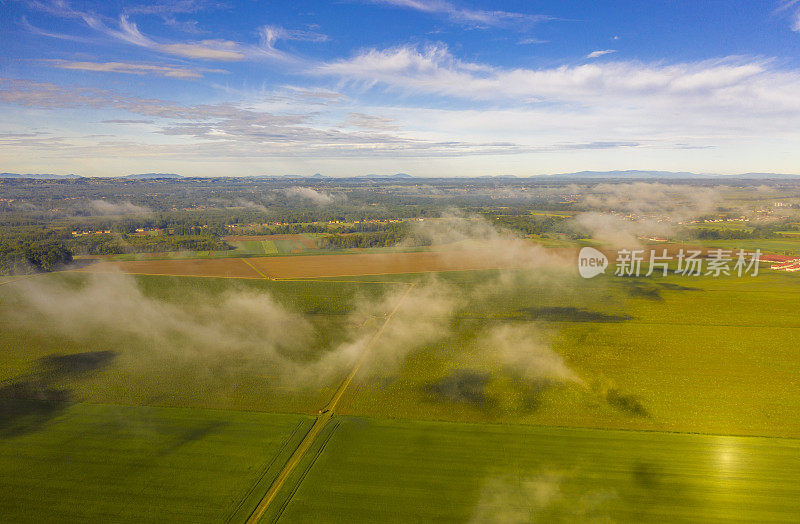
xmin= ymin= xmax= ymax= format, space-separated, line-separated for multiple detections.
xmin=4 ymin=213 xmax=642 ymax=415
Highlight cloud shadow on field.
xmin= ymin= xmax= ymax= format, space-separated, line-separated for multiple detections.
xmin=41 ymin=350 xmax=117 ymax=376
xmin=0 ymin=350 xmax=117 ymax=438
xmin=515 ymin=307 xmax=633 ymax=323
xmin=619 ymin=281 xmax=702 ymax=301
xmin=0 ymin=386 xmax=71 ymax=438
xmin=157 ymin=420 xmax=228 ymax=456
xmin=606 ymin=388 xmax=649 ymax=418
xmin=424 ymin=370 xmax=494 ymax=407
xmin=513 ymin=376 xmax=562 ymax=413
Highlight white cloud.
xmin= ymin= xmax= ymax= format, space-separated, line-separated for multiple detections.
xmin=123 ymin=1 xmax=226 ymax=15
xmin=366 ymin=0 xmax=552 ymax=29
xmin=317 ymin=44 xmax=800 ymax=119
xmin=24 ymin=2 xmax=317 ymax=63
xmin=793 ymin=10 xmax=800 ymax=31
xmin=41 ymin=59 xmax=225 ymax=79
xmin=586 ymin=49 xmax=616 ymax=59
xmin=518 ymin=38 xmax=548 ymax=45
xmin=775 ymin=0 xmax=800 ymax=13
xmin=279 ymin=186 xmax=340 ymax=205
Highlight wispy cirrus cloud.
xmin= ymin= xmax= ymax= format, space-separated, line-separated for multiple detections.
xmin=518 ymin=38 xmax=548 ymax=45
xmin=41 ymin=59 xmax=226 ymax=79
xmin=0 ymin=77 xmax=534 ymax=159
xmin=313 ymin=44 xmax=800 ymax=156
xmin=342 ymin=112 xmax=401 ymax=130
xmin=23 ymin=1 xmax=322 ymax=62
xmin=122 ymin=0 xmax=228 ymax=15
xmin=317 ymin=44 xmax=798 ymax=113
xmin=586 ymin=49 xmax=616 ymax=59
xmin=775 ymin=0 xmax=800 ymax=12
xmin=365 ymin=0 xmax=553 ymax=30
xmin=90 ymin=14 xmax=246 ymax=60
xmin=774 ymin=0 xmax=800 ymax=30
xmin=101 ymin=119 xmax=154 ymax=124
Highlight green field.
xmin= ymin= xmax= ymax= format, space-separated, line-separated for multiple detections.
xmin=0 ymin=403 xmax=312 ymax=522
xmin=271 ymin=417 xmax=800 ymax=522
xmin=336 ymin=269 xmax=800 ymax=437
xmin=0 ymin=273 xmax=389 ymax=413
xmin=696 ymin=238 xmax=800 ymax=256
xmin=2 ymin=264 xmax=799 ymax=522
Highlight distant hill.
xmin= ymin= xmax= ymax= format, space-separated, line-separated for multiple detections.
xmin=534 ymin=170 xmax=800 ymax=180
xmin=723 ymin=172 xmax=800 ymax=179
xmin=0 ymin=172 xmax=81 ymax=179
xmin=357 ymin=173 xmax=414 ymax=179
xmin=124 ymin=173 xmax=183 ymax=179
xmin=540 ymin=170 xmax=701 ymax=179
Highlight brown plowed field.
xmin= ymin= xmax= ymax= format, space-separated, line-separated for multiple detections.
xmin=73 ymin=257 xmax=263 ymax=279
xmin=72 ymin=248 xmax=571 ymax=280
xmin=248 ymin=248 xmax=572 ymax=279
xmin=68 ymin=243 xmax=730 ymax=281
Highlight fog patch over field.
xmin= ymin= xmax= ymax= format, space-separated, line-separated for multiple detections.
xmin=570 ymin=182 xmax=723 ymax=247
xmin=471 ymin=471 xmax=566 ymax=523
xmin=471 ymin=469 xmax=618 ymax=522
xmin=279 ymin=186 xmax=342 ymax=205
xmin=581 ymin=182 xmax=720 ymax=216
xmin=12 ymin=271 xmax=314 ymax=375
xmin=572 ymin=212 xmax=673 ymax=248
xmin=9 ymin=214 xmax=588 ymax=405
xmin=479 ymin=324 xmax=582 ymax=385
xmin=88 ymin=199 xmax=151 ymax=216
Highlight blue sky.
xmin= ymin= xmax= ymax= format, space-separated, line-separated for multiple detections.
xmin=2 ymin=0 xmax=800 ymax=176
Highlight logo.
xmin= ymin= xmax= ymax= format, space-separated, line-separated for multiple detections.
xmin=578 ymin=247 xmax=608 ymax=279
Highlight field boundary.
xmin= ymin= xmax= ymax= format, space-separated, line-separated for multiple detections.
xmin=268 ymin=419 xmax=341 ymax=524
xmin=245 ymin=283 xmax=415 ymax=523
xmin=225 ymin=418 xmax=310 ymax=524
xmin=241 ymin=258 xmax=273 ymax=280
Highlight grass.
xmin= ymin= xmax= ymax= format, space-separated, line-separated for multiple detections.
xmin=3 ymin=262 xmax=800 ymax=521
xmin=337 ymin=268 xmax=800 ymax=437
xmin=0 ymin=402 xmax=313 ymax=523
xmin=271 ymin=416 xmax=800 ymax=523
xmin=695 ymin=238 xmax=800 ymax=256
xmin=0 ymin=273 xmax=390 ymax=414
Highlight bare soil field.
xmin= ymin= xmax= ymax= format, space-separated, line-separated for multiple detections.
xmin=70 ymin=246 xmax=574 ymax=279
xmin=66 ymin=242 xmax=760 ymax=281
xmin=72 ymin=257 xmax=263 ymax=279
xmin=248 ymin=248 xmax=567 ymax=279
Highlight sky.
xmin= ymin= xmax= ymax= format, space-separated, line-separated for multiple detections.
xmin=1 ymin=0 xmax=800 ymax=177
